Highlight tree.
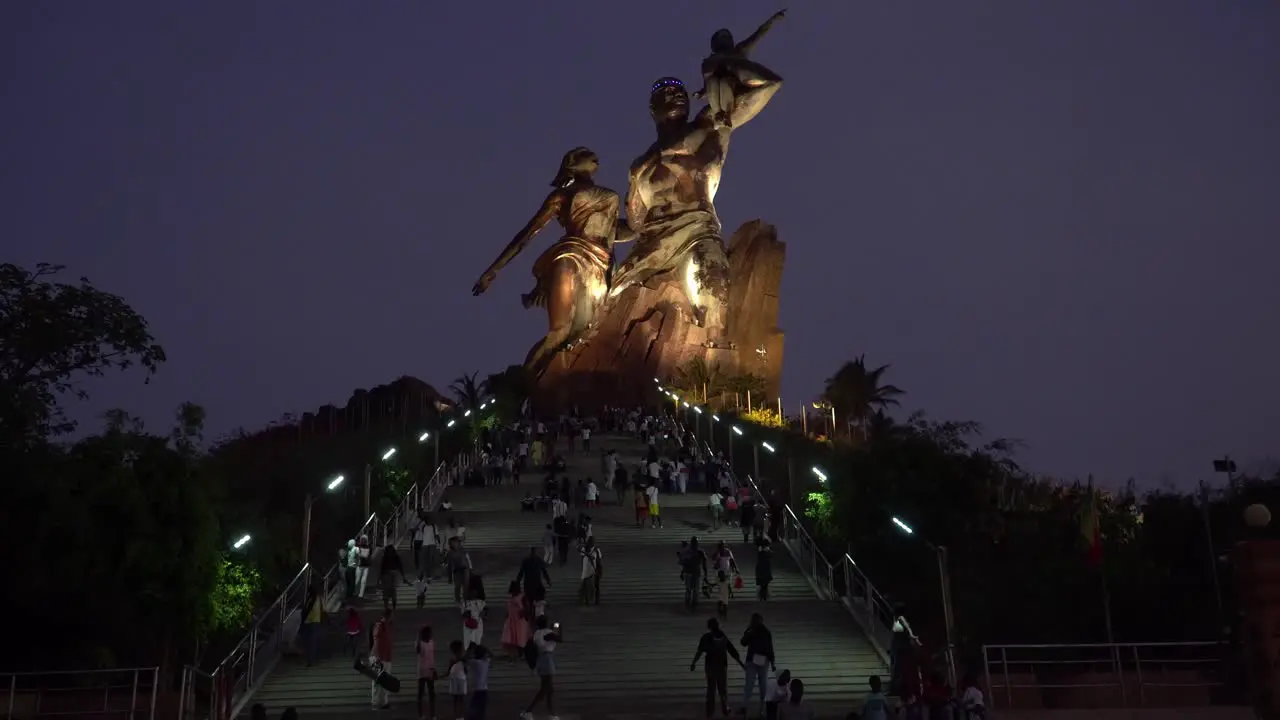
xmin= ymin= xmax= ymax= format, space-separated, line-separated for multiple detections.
xmin=2 ymin=405 xmax=222 ymax=675
xmin=667 ymin=357 xmax=724 ymax=404
xmin=482 ymin=365 xmax=533 ymax=415
xmin=449 ymin=371 xmax=484 ymax=411
xmin=723 ymin=373 xmax=767 ymax=408
xmin=208 ymin=558 xmax=263 ymax=641
xmin=0 ymin=263 xmax=166 ymax=442
xmin=821 ymin=355 xmax=905 ymax=442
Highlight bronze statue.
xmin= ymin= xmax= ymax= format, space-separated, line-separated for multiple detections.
xmin=609 ymin=23 xmax=784 ymax=348
xmin=472 ymin=147 xmax=619 ymax=375
xmin=693 ymin=9 xmax=786 ymax=129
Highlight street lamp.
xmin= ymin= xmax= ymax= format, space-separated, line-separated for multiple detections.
xmin=728 ymin=425 xmax=743 ymax=467
xmin=304 ymin=474 xmax=347 ymax=564
xmin=891 ymin=515 xmax=957 ymax=688
xmin=233 ymin=534 xmax=251 ymax=550
xmin=419 ymin=430 xmax=440 ymax=470
xmin=811 ymin=467 xmax=828 ymax=483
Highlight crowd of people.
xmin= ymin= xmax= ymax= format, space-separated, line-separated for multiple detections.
xmin=284 ymin=406 xmax=986 ymax=719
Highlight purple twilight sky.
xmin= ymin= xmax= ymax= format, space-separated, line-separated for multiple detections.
xmin=3 ymin=2 xmax=1277 ymax=488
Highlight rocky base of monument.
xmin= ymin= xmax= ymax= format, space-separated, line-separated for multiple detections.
xmin=534 ymin=220 xmax=785 ymax=410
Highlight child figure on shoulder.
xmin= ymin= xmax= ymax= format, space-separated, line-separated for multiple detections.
xmin=693 ymin=9 xmax=787 ymax=128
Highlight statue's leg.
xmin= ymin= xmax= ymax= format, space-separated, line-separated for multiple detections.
xmin=609 ymin=246 xmax=666 ymax=298
xmin=726 ymin=58 xmax=781 ymax=88
xmin=525 ymin=261 xmax=578 ymax=373
xmin=709 ymin=77 xmax=735 ymax=127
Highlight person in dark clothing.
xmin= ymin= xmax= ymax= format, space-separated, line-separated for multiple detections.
xmin=767 ymin=496 xmax=783 ymax=543
xmin=553 ymin=515 xmax=572 ymax=566
xmin=691 ymin=618 xmax=744 ymax=719
xmin=379 ymin=544 xmax=407 ymax=612
xmin=739 ymin=501 xmax=757 ymax=544
xmin=516 ymin=546 xmax=552 ymax=617
xmin=741 ymin=613 xmax=777 ymax=714
xmin=754 ymin=536 xmax=774 ymax=600
xmin=613 ymin=464 xmax=628 ymax=505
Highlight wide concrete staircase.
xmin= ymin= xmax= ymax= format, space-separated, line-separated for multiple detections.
xmin=247 ymin=434 xmax=885 ymax=718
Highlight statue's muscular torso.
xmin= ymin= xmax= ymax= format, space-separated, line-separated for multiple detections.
xmin=627 ymin=111 xmax=731 ymax=233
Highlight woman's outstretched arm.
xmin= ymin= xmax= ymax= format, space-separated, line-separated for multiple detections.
xmin=472 ymin=191 xmax=564 ymax=295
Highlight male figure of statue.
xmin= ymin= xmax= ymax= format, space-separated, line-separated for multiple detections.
xmin=609 ymin=49 xmax=783 ymax=349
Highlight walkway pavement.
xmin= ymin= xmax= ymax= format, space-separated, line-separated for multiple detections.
xmin=247 ymin=434 xmax=885 ymax=718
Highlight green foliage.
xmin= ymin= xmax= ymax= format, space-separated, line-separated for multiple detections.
xmin=719 ymin=355 xmax=1276 ymax=663
xmin=742 ymin=406 xmax=786 ymax=428
xmin=210 ymin=558 xmax=263 ymax=635
xmin=1 ymin=406 xmax=222 ymax=672
xmin=0 ymin=263 xmax=166 ymax=442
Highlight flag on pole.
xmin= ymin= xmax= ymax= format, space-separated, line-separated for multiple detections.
xmin=1081 ymin=477 xmax=1103 ymax=567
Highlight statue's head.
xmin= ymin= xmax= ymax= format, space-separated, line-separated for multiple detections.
xmin=650 ymin=77 xmax=689 ymax=124
xmin=710 ymin=29 xmax=735 ymax=53
xmin=550 ymin=147 xmax=599 ymax=188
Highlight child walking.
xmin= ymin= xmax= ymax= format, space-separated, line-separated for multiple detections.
xmin=447 ymin=640 xmax=467 ymax=719
xmin=344 ymin=607 xmax=363 ymax=657
xmin=415 ymin=625 xmax=437 ymax=720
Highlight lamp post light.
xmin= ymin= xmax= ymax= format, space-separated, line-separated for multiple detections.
xmin=755 ymin=440 xmax=776 ymax=489
xmin=693 ymin=405 xmax=703 ymax=441
xmin=363 ymin=446 xmax=398 ymax=519
xmin=303 ymin=473 xmax=346 ymax=564
xmin=419 ymin=430 xmax=440 ymax=469
xmin=891 ymin=515 xmax=957 ymax=688
xmin=232 ymin=534 xmax=251 ymax=550
xmin=730 ymin=425 xmax=743 ymax=467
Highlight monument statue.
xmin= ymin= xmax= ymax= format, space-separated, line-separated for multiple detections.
xmin=608 ymin=12 xmax=784 ymax=348
xmin=692 ymin=9 xmax=787 ymax=129
xmin=471 ymin=147 xmax=620 ymax=375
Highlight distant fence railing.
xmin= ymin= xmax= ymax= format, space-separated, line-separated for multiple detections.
xmin=688 ymin=431 xmax=896 ymax=664
xmin=177 ymin=450 xmax=475 ymax=720
xmin=982 ymin=642 xmax=1231 ymax=709
xmin=3 ymin=667 xmax=159 ymax=720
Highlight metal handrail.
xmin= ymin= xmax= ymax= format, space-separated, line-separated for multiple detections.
xmin=982 ymin=641 xmax=1228 ymax=709
xmin=179 ymin=448 xmax=479 ymax=720
xmin=4 ymin=667 xmax=159 ymax=720
xmin=693 ymin=432 xmax=896 ymax=663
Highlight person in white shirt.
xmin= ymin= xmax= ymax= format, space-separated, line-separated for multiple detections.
xmin=551 ymin=497 xmax=568 ymax=519
xmin=462 ymin=595 xmax=485 ymax=650
xmin=645 ymin=483 xmax=662 ymax=528
xmin=581 ymin=426 xmax=592 ymax=452
xmin=520 ymin=616 xmax=561 ymax=720
xmin=354 ymin=536 xmax=372 ymax=597
xmin=961 ymin=674 xmax=986 ymax=718
xmin=708 ymin=492 xmax=724 ymax=530
xmin=676 ymin=459 xmax=689 ymax=494
xmin=578 ymin=537 xmax=603 ymax=604
xmin=585 ymin=479 xmax=599 ymax=507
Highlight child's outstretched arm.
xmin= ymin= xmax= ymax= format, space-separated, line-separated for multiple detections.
xmin=737 ymin=9 xmax=786 ymax=55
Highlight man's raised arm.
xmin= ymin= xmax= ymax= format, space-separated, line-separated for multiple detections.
xmin=728 ymin=62 xmax=783 ymax=129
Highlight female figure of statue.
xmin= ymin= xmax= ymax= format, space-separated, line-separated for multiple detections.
xmin=472 ymin=147 xmax=621 ymax=375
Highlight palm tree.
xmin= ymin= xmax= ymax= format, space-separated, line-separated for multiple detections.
xmin=668 ymin=357 xmax=724 ymax=404
xmin=821 ymin=355 xmax=905 ymax=442
xmin=482 ymin=365 xmax=533 ymax=414
xmin=449 ymin=372 xmax=484 ymax=411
